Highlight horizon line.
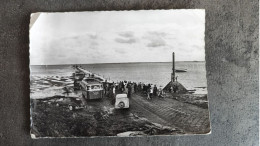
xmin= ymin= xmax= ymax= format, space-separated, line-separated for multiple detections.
xmin=30 ymin=60 xmax=205 ymax=66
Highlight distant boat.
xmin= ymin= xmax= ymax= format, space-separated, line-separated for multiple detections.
xmin=175 ymin=69 xmax=187 ymax=72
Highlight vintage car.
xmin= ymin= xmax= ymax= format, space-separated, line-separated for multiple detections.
xmin=68 ymin=98 xmax=85 ymax=111
xmin=115 ymin=94 xmax=129 ymax=109
xmin=80 ymin=77 xmax=104 ymax=100
xmin=38 ymin=96 xmax=85 ymax=111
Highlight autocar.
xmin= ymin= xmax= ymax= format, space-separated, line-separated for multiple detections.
xmin=39 ymin=96 xmax=85 ymax=111
xmin=67 ymin=98 xmax=85 ymax=111
xmin=115 ymin=94 xmax=129 ymax=109
xmin=80 ymin=77 xmax=104 ymax=100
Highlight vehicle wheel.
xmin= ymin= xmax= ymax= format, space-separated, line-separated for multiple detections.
xmin=69 ymin=105 xmax=74 ymax=111
xmin=118 ymin=102 xmax=125 ymax=108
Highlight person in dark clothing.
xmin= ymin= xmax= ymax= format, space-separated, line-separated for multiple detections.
xmin=107 ymin=84 xmax=110 ymax=96
xmin=137 ymin=82 xmax=141 ymax=92
xmin=143 ymin=84 xmax=147 ymax=95
xmin=104 ymin=83 xmax=107 ymax=95
xmin=169 ymin=86 xmax=173 ymax=93
xmin=175 ymin=85 xmax=179 ymax=93
xmin=153 ymin=85 xmax=157 ymax=96
xmin=134 ymin=82 xmax=137 ymax=93
xmin=127 ymin=84 xmax=132 ymax=98
xmin=121 ymin=82 xmax=125 ymax=92
xmin=173 ymin=85 xmax=177 ymax=93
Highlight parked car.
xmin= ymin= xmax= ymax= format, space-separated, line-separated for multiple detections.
xmin=115 ymin=94 xmax=129 ymax=109
xmin=39 ymin=96 xmax=85 ymax=111
xmin=67 ymin=98 xmax=85 ymax=111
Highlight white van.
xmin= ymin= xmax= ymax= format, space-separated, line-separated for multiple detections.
xmin=115 ymin=94 xmax=129 ymax=109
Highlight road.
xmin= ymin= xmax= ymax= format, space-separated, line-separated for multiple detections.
xmin=130 ymin=93 xmax=210 ymax=134
xmin=82 ymin=92 xmax=210 ymax=134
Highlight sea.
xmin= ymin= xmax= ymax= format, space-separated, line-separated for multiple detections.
xmin=30 ymin=62 xmax=207 ymax=94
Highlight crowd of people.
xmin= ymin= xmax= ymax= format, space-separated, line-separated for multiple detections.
xmin=103 ymin=80 xmax=165 ymax=100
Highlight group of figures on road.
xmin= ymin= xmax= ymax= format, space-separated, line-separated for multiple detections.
xmin=103 ymin=81 xmax=166 ymax=100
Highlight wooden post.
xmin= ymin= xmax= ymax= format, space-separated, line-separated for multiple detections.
xmin=171 ymin=52 xmax=175 ymax=83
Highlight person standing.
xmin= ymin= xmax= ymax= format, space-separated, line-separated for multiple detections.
xmin=106 ymin=84 xmax=110 ymax=96
xmin=131 ymin=83 xmax=134 ymax=94
xmin=128 ymin=83 xmax=132 ymax=98
xmin=143 ymin=84 xmax=146 ymax=94
xmin=137 ymin=82 xmax=141 ymax=92
xmin=153 ymin=85 xmax=157 ymax=96
xmin=112 ymin=86 xmax=116 ymax=98
xmin=147 ymin=86 xmax=151 ymax=100
xmin=134 ymin=82 xmax=137 ymax=93
xmin=121 ymin=81 xmax=124 ymax=92
xmin=150 ymin=86 xmax=153 ymax=99
xmin=104 ymin=81 xmax=107 ymax=95
xmin=173 ymin=84 xmax=177 ymax=93
xmin=170 ymin=86 xmax=173 ymax=93
xmin=148 ymin=84 xmax=151 ymax=95
xmin=141 ymin=83 xmax=144 ymax=92
xmin=124 ymin=81 xmax=127 ymax=92
xmin=158 ymin=85 xmax=162 ymax=97
xmin=125 ymin=84 xmax=128 ymax=94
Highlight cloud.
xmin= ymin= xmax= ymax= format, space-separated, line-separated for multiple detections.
xmin=144 ymin=31 xmax=167 ymax=48
xmin=118 ymin=31 xmax=134 ymax=38
xmin=89 ymin=34 xmax=98 ymax=39
xmin=115 ymin=31 xmax=137 ymax=44
xmin=89 ymin=41 xmax=99 ymax=49
xmin=147 ymin=31 xmax=167 ymax=37
xmin=147 ymin=39 xmax=166 ymax=47
xmin=115 ymin=38 xmax=136 ymax=44
xmin=114 ymin=48 xmax=126 ymax=54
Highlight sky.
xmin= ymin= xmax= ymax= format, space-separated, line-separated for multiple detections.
xmin=30 ymin=10 xmax=205 ymax=65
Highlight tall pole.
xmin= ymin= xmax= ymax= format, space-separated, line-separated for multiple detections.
xmin=171 ymin=52 xmax=175 ymax=83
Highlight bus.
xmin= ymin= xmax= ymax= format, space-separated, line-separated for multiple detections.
xmin=80 ymin=77 xmax=104 ymax=100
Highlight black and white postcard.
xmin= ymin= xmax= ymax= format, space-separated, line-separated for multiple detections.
xmin=30 ymin=10 xmax=210 ymax=138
